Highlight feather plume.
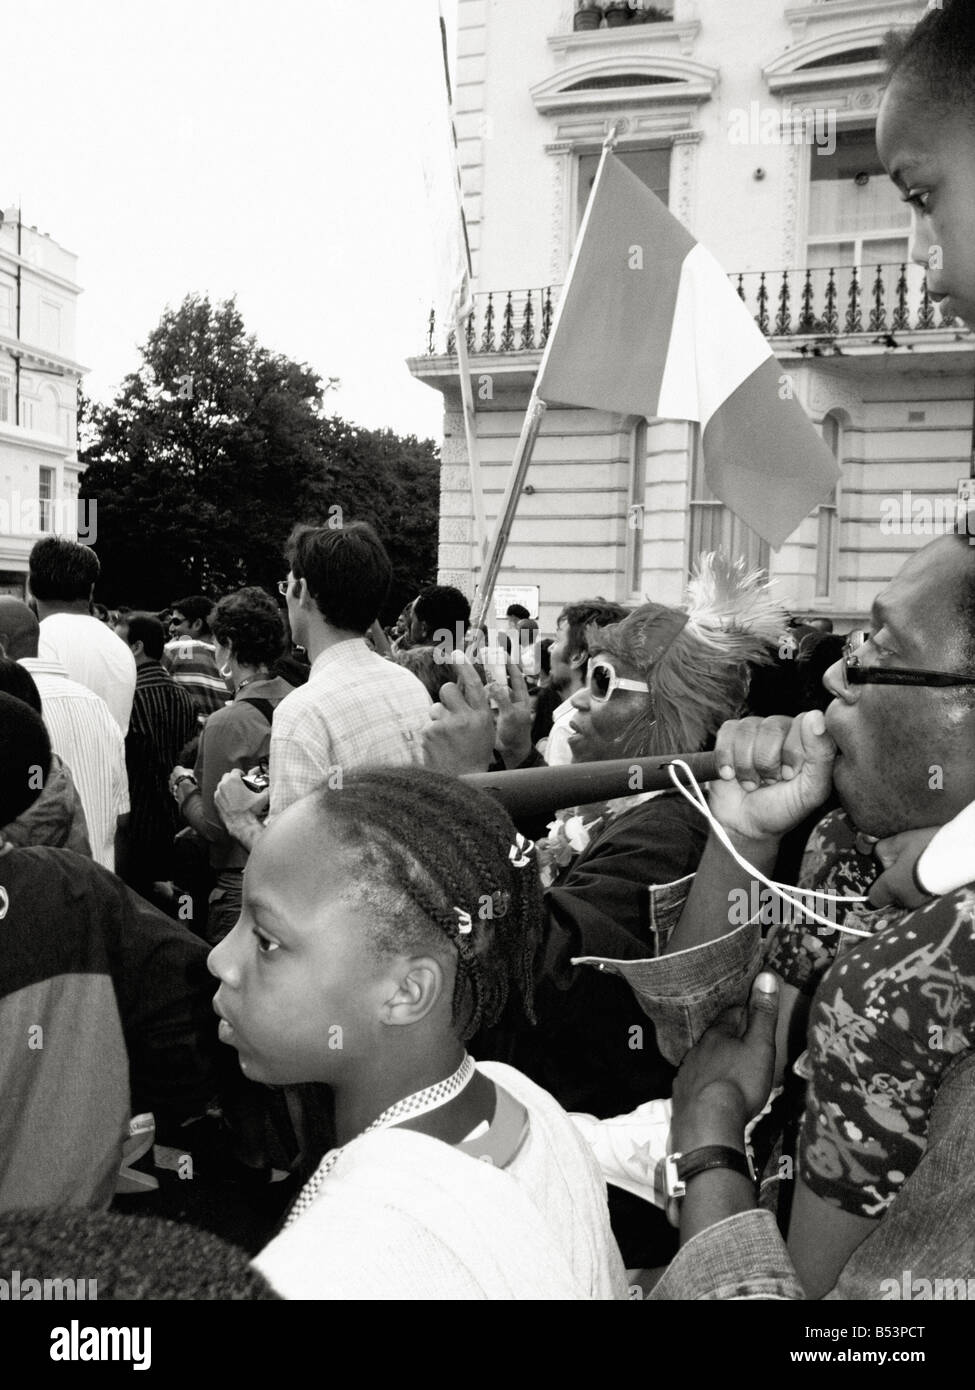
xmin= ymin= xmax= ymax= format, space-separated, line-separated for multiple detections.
xmin=683 ymin=551 xmax=787 ymax=648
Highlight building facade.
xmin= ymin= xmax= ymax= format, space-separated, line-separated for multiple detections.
xmin=0 ymin=209 xmax=87 ymax=596
xmin=408 ymin=0 xmax=974 ymax=631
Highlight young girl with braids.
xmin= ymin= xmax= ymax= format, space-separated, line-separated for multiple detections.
xmin=208 ymin=765 xmax=627 ymax=1299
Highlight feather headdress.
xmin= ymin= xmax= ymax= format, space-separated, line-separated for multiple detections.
xmin=683 ymin=551 xmax=787 ymax=651
xmin=590 ymin=551 xmax=788 ymax=757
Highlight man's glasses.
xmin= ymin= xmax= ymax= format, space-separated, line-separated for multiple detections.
xmin=843 ymin=630 xmax=975 ymax=689
xmin=587 ymin=658 xmax=650 ymax=704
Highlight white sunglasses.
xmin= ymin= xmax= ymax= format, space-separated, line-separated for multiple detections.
xmin=587 ymin=658 xmax=650 ymax=704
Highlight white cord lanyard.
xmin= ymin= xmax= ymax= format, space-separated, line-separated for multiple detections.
xmin=666 ymin=759 xmax=874 ymax=939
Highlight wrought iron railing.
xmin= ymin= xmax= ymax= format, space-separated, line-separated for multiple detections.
xmin=422 ymin=265 xmax=969 ymax=357
xmin=425 ymin=287 xmax=559 ymax=357
xmin=732 ymin=264 xmax=963 ymax=337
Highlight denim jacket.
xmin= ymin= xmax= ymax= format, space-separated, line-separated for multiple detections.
xmin=571 ymin=873 xmax=762 ymax=1066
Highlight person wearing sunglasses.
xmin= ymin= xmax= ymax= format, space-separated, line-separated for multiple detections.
xmin=448 ymin=554 xmax=785 ymax=1269
xmin=612 ymin=531 xmax=975 ymax=1298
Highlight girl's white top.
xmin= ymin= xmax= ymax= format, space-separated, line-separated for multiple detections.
xmin=252 ymin=1061 xmax=628 ymax=1301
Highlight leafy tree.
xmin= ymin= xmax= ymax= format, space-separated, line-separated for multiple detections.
xmin=80 ymin=294 xmax=440 ymax=619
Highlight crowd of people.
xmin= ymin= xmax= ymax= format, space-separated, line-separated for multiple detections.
xmin=1 ymin=1 xmax=975 ymax=1300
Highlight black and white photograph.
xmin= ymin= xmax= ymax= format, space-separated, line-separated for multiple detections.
xmin=0 ymin=0 xmax=973 ymax=1352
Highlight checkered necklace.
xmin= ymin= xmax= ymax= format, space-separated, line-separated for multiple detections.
xmin=283 ymin=1052 xmax=476 ymax=1229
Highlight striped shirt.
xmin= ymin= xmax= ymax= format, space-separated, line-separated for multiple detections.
xmin=162 ymin=639 xmax=232 ymax=722
xmin=125 ymin=661 xmax=199 ymax=879
xmin=19 ymin=658 xmax=129 ymax=871
xmin=268 ymin=639 xmax=431 ymax=819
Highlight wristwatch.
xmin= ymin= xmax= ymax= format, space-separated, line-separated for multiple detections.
xmin=663 ymin=1145 xmax=753 ymax=1201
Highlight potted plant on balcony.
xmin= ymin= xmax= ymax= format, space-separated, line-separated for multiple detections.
xmin=633 ymin=3 xmax=671 ymax=22
xmin=604 ymin=2 xmax=634 ymax=26
xmin=574 ymin=1 xmax=604 ymax=30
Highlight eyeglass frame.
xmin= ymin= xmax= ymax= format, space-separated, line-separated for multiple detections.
xmin=277 ymin=579 xmax=290 ymax=597
xmin=843 ymin=630 xmax=975 ymax=689
xmin=586 ymin=657 xmax=650 ymax=704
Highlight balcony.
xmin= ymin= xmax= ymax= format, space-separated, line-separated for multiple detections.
xmin=420 ymin=266 xmax=973 ymax=362
xmin=570 ymin=3 xmax=676 ymax=32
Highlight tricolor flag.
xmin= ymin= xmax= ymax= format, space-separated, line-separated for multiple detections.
xmin=535 ymin=152 xmax=839 ymax=549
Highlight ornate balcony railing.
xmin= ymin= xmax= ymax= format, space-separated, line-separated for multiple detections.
xmin=425 ymin=287 xmax=560 ymax=357
xmin=732 ymin=264 xmax=963 ymax=338
xmin=421 ymin=265 xmax=969 ymax=357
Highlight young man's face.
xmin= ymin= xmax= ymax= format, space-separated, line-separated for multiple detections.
xmin=284 ymin=572 xmax=309 ymax=650
xmin=208 ymin=801 xmax=399 ymax=1086
xmin=168 ymin=611 xmax=196 ymax=640
xmin=549 ymin=618 xmax=583 ymax=694
xmin=822 ymin=537 xmax=975 ymax=838
xmin=877 ymin=78 xmax=975 ymax=331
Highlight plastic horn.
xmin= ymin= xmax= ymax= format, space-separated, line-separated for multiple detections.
xmin=462 ymin=751 xmax=719 ymax=818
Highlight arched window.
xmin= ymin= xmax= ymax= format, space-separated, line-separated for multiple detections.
xmin=688 ymin=424 xmax=769 ymax=576
xmin=38 ymin=384 xmax=61 ymax=437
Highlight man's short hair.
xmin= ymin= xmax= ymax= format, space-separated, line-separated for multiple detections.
xmin=285 ymin=521 xmax=392 ymax=633
xmin=412 ymin=585 xmax=471 ymax=641
xmin=124 ymin=612 xmax=167 ymax=661
xmin=506 ymin=603 xmax=531 ymax=622
xmin=170 ymin=595 xmax=215 ymax=634
xmin=557 ymin=598 xmax=630 ymax=661
xmin=28 ymin=537 xmax=100 ymax=603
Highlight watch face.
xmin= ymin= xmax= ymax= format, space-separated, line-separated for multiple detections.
xmin=662 ymin=1153 xmax=685 ymax=1203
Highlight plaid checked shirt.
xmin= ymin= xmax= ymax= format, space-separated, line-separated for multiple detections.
xmin=268 ymin=639 xmax=431 ymax=819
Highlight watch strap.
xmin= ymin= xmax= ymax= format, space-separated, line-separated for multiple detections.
xmin=669 ymin=1145 xmax=752 ymax=1199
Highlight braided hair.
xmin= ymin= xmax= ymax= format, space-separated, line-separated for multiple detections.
xmin=885 ymin=0 xmax=975 ymax=124
xmin=315 ymin=765 xmax=541 ymax=1040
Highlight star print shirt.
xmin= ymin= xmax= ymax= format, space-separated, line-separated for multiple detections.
xmin=765 ymin=810 xmax=975 ymax=1219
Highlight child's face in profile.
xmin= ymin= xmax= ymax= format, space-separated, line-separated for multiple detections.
xmin=877 ymin=77 xmax=975 ymax=330
xmin=207 ymin=801 xmax=394 ymax=1086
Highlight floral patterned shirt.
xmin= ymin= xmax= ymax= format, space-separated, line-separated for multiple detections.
xmin=767 ymin=810 xmax=975 ymax=1218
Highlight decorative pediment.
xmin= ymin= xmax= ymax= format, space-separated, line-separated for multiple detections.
xmin=531 ymin=53 xmax=717 ymax=116
xmin=784 ymin=1 xmax=926 ymax=44
xmin=765 ymin=18 xmax=916 ymax=95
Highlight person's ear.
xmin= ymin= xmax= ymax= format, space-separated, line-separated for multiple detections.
xmin=381 ymin=955 xmax=445 ymax=1027
xmin=130 ymin=640 xmax=144 ymax=659
xmin=568 ymin=648 xmax=588 ymax=670
xmin=190 ymin=619 xmax=204 ymax=638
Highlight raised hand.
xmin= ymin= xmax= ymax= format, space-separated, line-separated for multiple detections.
xmin=708 ymin=709 xmax=836 ymax=846
xmin=421 ymin=653 xmax=496 ymax=776
xmin=487 ymin=660 xmax=534 ymax=769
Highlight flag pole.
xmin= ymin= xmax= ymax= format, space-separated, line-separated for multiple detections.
xmin=438 ymin=4 xmax=488 ymax=569
xmin=470 ymin=124 xmax=621 ymax=632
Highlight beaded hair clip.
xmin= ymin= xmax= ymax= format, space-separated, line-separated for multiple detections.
xmin=509 ymin=833 xmax=535 ymax=869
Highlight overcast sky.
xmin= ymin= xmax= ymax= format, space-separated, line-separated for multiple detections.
xmin=4 ymin=0 xmax=459 ymax=443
